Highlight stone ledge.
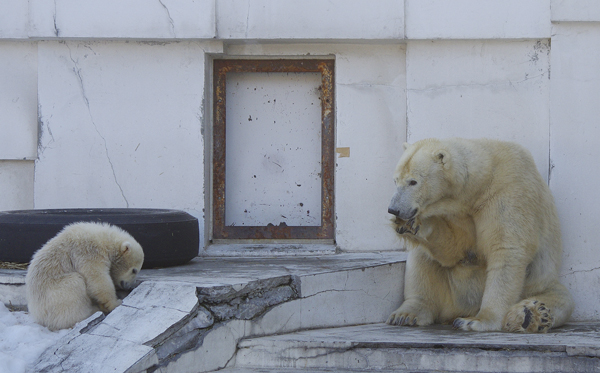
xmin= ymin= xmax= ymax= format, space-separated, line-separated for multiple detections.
xmin=234 ymin=322 xmax=600 ymax=372
xmin=10 ymin=252 xmax=406 ymax=373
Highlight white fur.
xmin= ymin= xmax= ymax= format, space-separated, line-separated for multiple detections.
xmin=25 ymin=222 xmax=144 ymax=330
xmin=387 ymin=138 xmax=574 ymax=333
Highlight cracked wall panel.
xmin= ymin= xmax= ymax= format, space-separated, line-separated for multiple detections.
xmin=28 ymin=0 xmax=215 ymax=38
xmin=36 ymin=41 xmax=131 ymax=208
xmin=406 ymin=39 xmax=550 ymax=181
xmin=0 ymin=41 xmax=38 ymax=160
xmin=35 ymin=41 xmax=205 ymax=218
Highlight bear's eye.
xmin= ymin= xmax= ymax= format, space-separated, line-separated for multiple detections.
xmin=132 ymin=269 xmax=138 ymax=274
xmin=408 ymin=180 xmax=418 ymax=186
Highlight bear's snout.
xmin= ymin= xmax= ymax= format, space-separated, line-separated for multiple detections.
xmin=388 ymin=188 xmax=419 ymax=220
xmin=119 ymin=280 xmax=132 ymax=290
xmin=388 ymin=207 xmax=418 ymax=220
xmin=388 ymin=207 xmax=400 ymax=216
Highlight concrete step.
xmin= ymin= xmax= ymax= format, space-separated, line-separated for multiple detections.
xmin=231 ymin=322 xmax=600 ymax=373
xmin=218 ymin=369 xmax=425 ymax=373
xmin=1 ymin=252 xmax=407 ymax=373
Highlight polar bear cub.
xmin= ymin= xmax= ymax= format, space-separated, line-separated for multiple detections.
xmin=26 ymin=222 xmax=144 ymax=330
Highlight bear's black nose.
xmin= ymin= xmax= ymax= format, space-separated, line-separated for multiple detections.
xmin=388 ymin=207 xmax=399 ymax=216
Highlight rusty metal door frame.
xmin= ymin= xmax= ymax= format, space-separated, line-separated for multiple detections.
xmin=212 ymin=59 xmax=335 ymax=240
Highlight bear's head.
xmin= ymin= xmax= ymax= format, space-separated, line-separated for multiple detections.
xmin=110 ymin=239 xmax=144 ymax=291
xmin=388 ymin=139 xmax=457 ymax=221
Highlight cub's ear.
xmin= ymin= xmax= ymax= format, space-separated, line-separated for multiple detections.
xmin=433 ymin=149 xmax=450 ymax=168
xmin=120 ymin=242 xmax=131 ymax=254
xmin=402 ymin=142 xmax=410 ymax=150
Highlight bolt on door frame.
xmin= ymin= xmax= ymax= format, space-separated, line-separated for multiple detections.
xmin=212 ymin=59 xmax=335 ymax=240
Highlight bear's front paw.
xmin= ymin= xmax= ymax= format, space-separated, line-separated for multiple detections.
xmin=395 ymin=217 xmax=421 ymax=236
xmin=387 ymin=311 xmax=418 ymax=326
xmin=452 ymin=317 xmax=500 ymax=332
xmin=387 ymin=306 xmax=433 ymax=327
xmin=503 ymin=299 xmax=554 ymax=333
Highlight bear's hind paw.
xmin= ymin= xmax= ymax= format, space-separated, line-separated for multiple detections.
xmin=503 ymin=299 xmax=554 ymax=333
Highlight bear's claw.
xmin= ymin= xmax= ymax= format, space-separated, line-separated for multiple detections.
xmin=395 ymin=217 xmax=421 ymax=236
xmin=387 ymin=313 xmax=418 ymax=326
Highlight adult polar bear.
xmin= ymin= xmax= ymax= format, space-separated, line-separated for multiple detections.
xmin=387 ymin=138 xmax=574 ymax=332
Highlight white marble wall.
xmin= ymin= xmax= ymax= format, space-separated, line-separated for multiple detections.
xmin=0 ymin=41 xmax=37 ymax=161
xmin=29 ymin=0 xmax=215 ymax=39
xmin=0 ymin=161 xmax=34 ymax=210
xmin=216 ymin=0 xmax=404 ymax=40
xmin=0 ymin=41 xmax=37 ymax=211
xmin=35 ymin=41 xmax=216 ymax=228
xmin=551 ymin=0 xmax=600 ymax=21
xmin=549 ymin=23 xmax=600 ymax=322
xmin=405 ymin=0 xmax=550 ymax=39
xmin=1 ymin=0 xmax=600 ymax=321
xmin=406 ymin=39 xmax=551 ymax=180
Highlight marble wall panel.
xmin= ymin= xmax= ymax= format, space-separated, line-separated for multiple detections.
xmin=549 ymin=23 xmax=600 ymax=322
xmin=406 ymin=0 xmax=550 ymax=39
xmin=0 ymin=41 xmax=37 ymax=160
xmin=406 ymin=39 xmax=551 ymax=180
xmin=35 ymin=41 xmax=206 ymax=225
xmin=28 ymin=0 xmax=215 ymax=38
xmin=0 ymin=161 xmax=34 ymax=210
xmin=551 ymin=0 xmax=600 ymax=21
xmin=0 ymin=0 xmax=29 ymax=38
xmin=216 ymin=0 xmax=404 ymax=40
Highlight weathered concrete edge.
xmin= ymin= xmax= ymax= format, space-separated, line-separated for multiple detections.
xmin=157 ymin=261 xmax=406 ymax=372
xmin=26 ymin=253 xmax=406 ymax=373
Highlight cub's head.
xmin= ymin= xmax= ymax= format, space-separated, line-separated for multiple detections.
xmin=388 ymin=139 xmax=455 ymax=222
xmin=110 ymin=238 xmax=144 ymax=291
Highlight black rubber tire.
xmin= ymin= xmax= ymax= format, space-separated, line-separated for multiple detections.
xmin=0 ymin=209 xmax=199 ymax=269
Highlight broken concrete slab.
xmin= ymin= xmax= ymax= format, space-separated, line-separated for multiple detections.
xmin=33 ymin=311 xmax=159 ymax=373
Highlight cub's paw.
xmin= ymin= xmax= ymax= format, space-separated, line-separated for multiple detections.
xmin=452 ymin=317 xmax=500 ymax=332
xmin=395 ymin=217 xmax=421 ymax=236
xmin=503 ymin=299 xmax=554 ymax=333
xmin=101 ymin=298 xmax=122 ymax=314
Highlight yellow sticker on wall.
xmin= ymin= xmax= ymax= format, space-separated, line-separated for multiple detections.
xmin=336 ymin=147 xmax=350 ymax=158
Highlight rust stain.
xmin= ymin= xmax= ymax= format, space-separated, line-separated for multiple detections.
xmin=212 ymin=59 xmax=335 ymax=240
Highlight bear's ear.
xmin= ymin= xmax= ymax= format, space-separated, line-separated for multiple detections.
xmin=402 ymin=142 xmax=410 ymax=150
xmin=120 ymin=242 xmax=131 ymax=254
xmin=433 ymin=149 xmax=450 ymax=168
